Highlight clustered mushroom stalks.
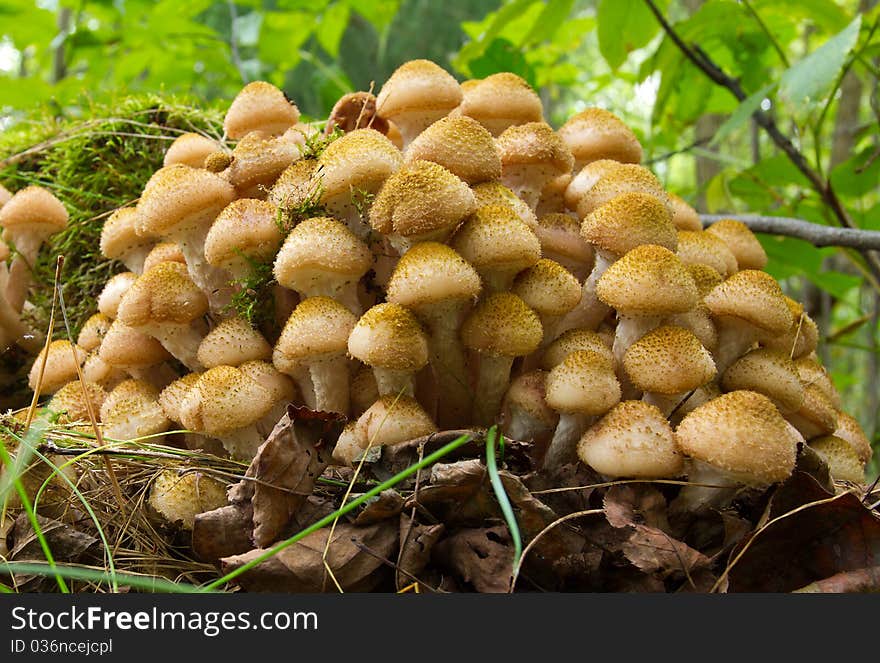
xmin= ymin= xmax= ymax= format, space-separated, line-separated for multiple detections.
xmin=16 ymin=61 xmax=872 ymax=508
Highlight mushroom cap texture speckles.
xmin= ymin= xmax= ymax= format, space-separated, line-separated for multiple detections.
xmin=370 ymin=160 xmax=475 ymax=238
xmin=386 ymin=242 xmax=481 ymax=309
xmin=77 ymin=313 xmax=113 ymax=352
xmin=623 ymin=326 xmax=716 ymax=394
xmin=375 ymin=59 xmax=462 ymax=120
xmin=461 ymin=292 xmax=542 ymax=357
xmin=534 ymin=213 xmax=594 ymax=265
xmin=577 ymin=400 xmax=683 ymax=478
xmin=136 ymin=164 xmax=236 ymax=238
xmin=274 ymin=296 xmax=357 ymax=362
xmin=558 ymin=108 xmax=643 ymax=167
xmin=268 ymin=158 xmax=322 ymax=210
xmin=675 ymin=390 xmax=799 ymax=485
xmin=181 ymin=365 xmax=273 ymax=435
xmin=687 ymin=264 xmax=724 ymax=298
xmin=159 ymin=372 xmax=202 ymax=423
xmin=28 ymin=340 xmax=86 ymax=393
xmin=451 ymin=205 xmax=541 ymax=276
xmin=317 ymin=128 xmax=403 ymax=199
xmin=204 ymin=198 xmax=283 ymax=271
xmin=667 ymin=193 xmax=703 ymax=231
xmin=582 ymin=191 xmax=677 ymax=256
xmin=703 ymin=269 xmax=793 ymax=335
xmin=563 ymin=159 xmax=621 ymax=211
xmin=224 ymin=81 xmax=300 ymax=140
xmin=721 ymin=348 xmax=804 ymax=413
xmin=511 ymin=259 xmax=581 ymax=316
xmin=676 ymin=230 xmax=738 ymax=277
xmin=504 ymin=370 xmax=557 ymax=427
xmin=453 ymin=72 xmax=543 ymax=136
xmin=358 ymin=395 xmax=438 ymax=447
xmin=196 ymin=317 xmax=272 ymax=368
xmin=834 ymin=411 xmax=873 ymax=465
xmin=224 ymin=131 xmax=301 ymax=192
xmin=163 ymin=132 xmax=220 ymax=168
xmin=48 ymin=380 xmax=107 ymax=423
xmin=100 ymin=379 xmax=170 ymax=440
xmin=808 ymin=436 xmax=866 ymax=483
xmin=347 ymin=303 xmax=429 ymax=371
xmin=596 ymin=245 xmax=698 ymax=316
xmin=142 ymin=242 xmax=186 ymax=273
xmin=706 ymin=218 xmax=768 ymax=271
xmin=99 ymin=319 xmax=171 ymax=368
xmin=405 ymin=116 xmax=501 ymax=184
xmin=471 ymin=181 xmax=537 ymax=229
xmin=0 ymin=185 xmax=68 ymax=238
xmin=117 ymin=261 xmax=209 ymax=327
xmin=496 ymin=122 xmax=574 ymax=174
xmin=148 ymin=470 xmax=229 ymax=530
xmin=542 ymin=329 xmax=613 ymax=370
xmin=545 ymin=349 xmax=621 ymax=415
xmin=100 ymin=207 xmax=151 ymax=262
xmin=575 ymin=163 xmax=668 ymax=218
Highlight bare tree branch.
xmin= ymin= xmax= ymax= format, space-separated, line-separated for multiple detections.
xmin=701 ymin=214 xmax=880 ymax=250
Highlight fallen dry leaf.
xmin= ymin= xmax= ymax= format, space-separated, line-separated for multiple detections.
xmin=192 ymin=504 xmax=254 ymax=563
xmin=433 ymin=526 xmax=513 ymax=593
xmin=792 ymin=566 xmax=880 ymax=593
xmin=354 ymin=489 xmax=404 ymax=526
xmin=397 ymin=513 xmax=445 ymax=590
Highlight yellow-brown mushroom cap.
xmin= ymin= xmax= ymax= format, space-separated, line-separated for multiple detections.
xmin=545 ymin=349 xmax=621 ymax=416
xmin=721 ymin=348 xmax=804 ymax=413
xmin=541 ymin=328 xmax=613 ymax=369
xmin=204 ymin=198 xmax=283 ymax=272
xmin=0 ymin=185 xmax=68 ymax=240
xmin=386 ymin=242 xmax=481 ymax=309
xmin=794 ymin=357 xmax=841 ymax=409
xmin=461 ymin=292 xmax=542 ymax=358
xmin=808 ymin=435 xmax=865 ymax=483
xmin=496 ymin=121 xmax=574 ymax=175
xmin=180 ymin=365 xmax=273 ymax=435
xmin=97 ymin=272 xmax=138 ymax=319
xmin=48 ymin=380 xmax=107 ymax=423
xmin=273 ymin=296 xmax=357 ymax=366
xmin=453 ymin=72 xmax=543 ymax=136
xmin=100 ymin=207 xmax=152 ymax=263
xmin=357 ymin=395 xmax=438 ymax=447
xmin=148 ymin=470 xmax=228 ymax=530
xmin=676 ymin=230 xmax=738 ymax=277
xmin=224 ymin=81 xmax=300 ymax=139
xmin=28 ymin=340 xmax=86 ymax=393
xmin=405 ymin=115 xmax=501 ymax=184
xmin=375 ymin=59 xmax=462 ymax=124
xmin=687 ymin=263 xmax=724 ymax=299
xmin=142 ymin=242 xmax=186 ymax=273
xmin=511 ymin=259 xmax=581 ymax=316
xmin=667 ymin=193 xmax=703 ymax=231
xmin=77 ymin=313 xmax=113 ymax=353
xmin=223 ymin=130 xmax=301 ymax=194
xmin=534 ymin=213 xmax=594 ymax=267
xmin=159 ymin=372 xmax=202 ymax=423
xmin=98 ymin=319 xmax=172 ymax=368
xmin=563 ymin=159 xmax=621 ymax=211
xmin=503 ymin=370 xmax=557 ymax=428
xmin=347 ymin=303 xmax=429 ymax=371
xmin=163 ymin=133 xmax=221 ymax=168
xmin=100 ymin=378 xmax=170 ymax=440
xmin=558 ymin=108 xmax=643 ymax=167
xmin=833 ymin=411 xmax=873 ymax=465
xmin=703 ymin=269 xmax=793 ymax=335
xmin=117 ymin=261 xmax=209 ymax=327
xmin=706 ymin=218 xmax=768 ymax=271
xmin=238 ymin=359 xmax=297 ymax=404
xmin=575 ymin=163 xmax=667 ymax=218
xmin=197 ymin=317 xmax=272 ymax=368
xmin=760 ymin=297 xmax=818 ymax=359
xmin=471 ymin=181 xmax=537 ymax=229
xmin=268 ymin=158 xmax=322 ymax=211
xmin=623 ymin=326 xmax=716 ymax=394
xmin=582 ymin=191 xmax=677 ymax=256
xmin=675 ymin=390 xmax=799 ymax=485
xmin=317 ymin=128 xmax=404 ymax=201
xmin=451 ymin=204 xmax=541 ymax=277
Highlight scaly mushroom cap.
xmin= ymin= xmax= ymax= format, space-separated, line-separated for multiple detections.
xmin=48 ymin=380 xmax=107 ymax=424
xmin=223 ymin=130 xmax=301 ymax=196
xmin=577 ymin=400 xmax=683 ymax=478
xmin=136 ymin=165 xmax=236 ymax=239
xmin=163 ymin=133 xmax=221 ymax=168
xmin=273 ymin=216 xmax=372 ymax=292
xmin=97 ymin=272 xmax=138 ymax=319
xmin=788 ymin=383 xmax=839 ymax=439
xmin=545 ymin=349 xmax=621 ymax=416
xmin=159 ymin=372 xmax=203 ymax=424
xmin=687 ymin=264 xmax=724 ymax=299
xmin=623 ymin=326 xmax=716 ymax=395
xmin=100 ymin=379 xmax=170 ymax=440
xmin=238 ymin=359 xmax=297 ymax=404
xmin=77 ymin=313 xmax=113 ymax=352
xmin=541 ymin=328 xmax=613 ymax=369
xmin=273 ymin=296 xmax=357 ymax=369
xmin=317 ymin=128 xmax=404 ymax=203
xmin=100 ymin=207 xmax=152 ymax=264
xmin=375 ymin=59 xmax=462 ymax=139
xmin=148 ymin=470 xmax=228 ymax=530
xmin=558 ymin=108 xmax=643 ymax=168
xmin=511 ymin=259 xmax=581 ymax=317
xmin=667 ymin=193 xmax=703 ymax=231
xmin=534 ymin=213 xmax=594 ymax=269
xmin=28 ymin=340 xmax=86 ymax=394
xmin=808 ymin=436 xmax=866 ymax=483
xmin=117 ymin=262 xmax=209 ymax=327
xmin=563 ymin=159 xmax=621 ymax=211
xmin=794 ymin=357 xmax=842 ymax=409
xmin=0 ymin=185 xmax=68 ymax=242
xmin=834 ymin=411 xmax=873 ymax=465
xmin=451 ymin=205 xmax=541 ymax=281
xmin=676 ymin=230 xmax=738 ymax=277
xmin=706 ymin=219 xmax=768 ymax=271
xmin=461 ymin=292 xmax=543 ymax=358
xmin=582 ymin=191 xmax=677 ymax=256
xmin=142 ymin=242 xmax=186 ymax=273
xmin=405 ymin=116 xmax=501 ymax=184
xmin=180 ymin=365 xmax=273 ymax=436
xmin=98 ymin=319 xmax=172 ymax=369
xmin=703 ymin=270 xmax=793 ymax=335
xmin=721 ymin=348 xmax=804 ymax=413
xmin=503 ymin=370 xmax=557 ymax=428
xmin=204 ymin=198 xmax=283 ymax=273
xmin=496 ymin=121 xmax=574 ymax=177
xmin=675 ymin=390 xmax=799 ymax=485
xmin=453 ymin=72 xmax=543 ymax=136
xmin=575 ymin=163 xmax=667 ymax=218
xmin=224 ymin=81 xmax=300 ymax=139
xmin=596 ymin=245 xmax=698 ymax=316
xmin=759 ymin=296 xmax=818 ymax=359
xmin=471 ymin=181 xmax=537 ymax=229
xmin=386 ymin=242 xmax=481 ymax=310
xmin=370 ymin=160 xmax=475 ymax=241
xmin=357 ymin=395 xmax=438 ymax=447
xmin=351 ymin=365 xmax=380 ymax=416
xmin=197 ymin=317 xmax=272 ymax=368
xmin=268 ymin=158 xmax=322 ymax=210
xmin=348 ymin=303 xmax=429 ymax=371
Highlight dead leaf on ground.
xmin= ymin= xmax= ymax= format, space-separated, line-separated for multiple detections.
xmin=192 ymin=503 xmax=254 ymax=563
xmin=397 ymin=513 xmax=445 ymax=590
xmin=793 ymin=566 xmax=880 ymax=593
xmin=354 ymin=489 xmax=404 ymax=526
xmin=433 ymin=526 xmax=513 ymax=593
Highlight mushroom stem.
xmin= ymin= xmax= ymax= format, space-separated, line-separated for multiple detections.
xmin=542 ymin=412 xmax=592 ymax=470
xmin=150 ymin=324 xmax=206 ymax=372
xmin=176 ymin=232 xmax=233 ymax=314
xmin=372 ymin=367 xmax=415 ymax=397
xmin=218 ymin=425 xmax=265 ymax=461
xmin=670 ymin=459 xmax=743 ymax=513
xmin=5 ymin=233 xmax=44 ymax=312
xmin=421 ymin=303 xmax=472 ymax=429
xmin=556 ymin=253 xmax=614 ymax=335
xmin=612 ymin=314 xmax=662 ymax=367
xmin=122 ymin=246 xmax=153 ymax=275
xmin=309 ymin=356 xmax=350 ymax=414
xmin=473 ymin=354 xmax=514 ymax=426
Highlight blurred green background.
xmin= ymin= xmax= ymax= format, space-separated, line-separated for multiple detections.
xmin=0 ymin=0 xmax=878 ymax=473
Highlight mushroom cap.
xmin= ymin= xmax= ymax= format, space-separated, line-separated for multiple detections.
xmin=471 ymin=181 xmax=537 ymax=229
xmin=135 ymin=165 xmax=236 ymax=238
xmin=706 ymin=218 xmax=767 ymax=271
xmin=224 ymin=130 xmax=301 ymax=194
xmin=97 ymin=272 xmax=138 ymax=319
xmin=81 ymin=352 xmax=126 ymax=391
xmin=496 ymin=121 xmax=574 ymax=176
xmin=238 ymin=359 xmax=297 ymax=404
xmin=159 ymin=372 xmax=202 ymax=424
xmin=77 ymin=313 xmax=113 ymax=352
xmin=351 ymin=364 xmax=380 ymax=417
xmin=759 ymin=298 xmax=818 ymax=359
xmin=370 ymin=160 xmax=475 ymax=240
xmin=347 ymin=303 xmax=429 ymax=371
xmin=148 ymin=470 xmax=228 ymax=530
xmin=100 ymin=207 xmax=152 ymax=263
xmin=28 ymin=340 xmax=86 ymax=394
xmin=163 ymin=133 xmax=221 ymax=168
xmin=180 ymin=365 xmax=273 ymax=435
xmin=794 ymin=357 xmax=842 ymax=409
xmin=577 ymin=400 xmax=683 ymax=478
xmin=117 ymin=261 xmax=209 ymax=327
xmin=385 ymin=242 xmax=481 ymax=310
xmin=196 ymin=317 xmax=272 ymax=368
xmin=325 ymin=91 xmax=390 ymax=135
xmin=376 ymin=59 xmax=462 ymax=123
xmin=100 ymin=379 xmax=170 ymax=441
xmin=703 ymin=269 xmax=793 ymax=335
xmin=48 ymin=380 xmax=107 ymax=424
xmin=563 ymin=159 xmax=621 ymax=211
xmin=582 ymin=191 xmax=677 ymax=256
xmin=675 ymin=390 xmax=799 ymax=485
xmin=405 ymin=115 xmax=501 ymax=185
xmin=461 ymin=292 xmax=543 ymax=358
xmin=623 ymin=326 xmax=716 ymax=395
xmin=317 ymin=128 xmax=403 ymax=202
xmin=268 ymin=158 xmax=322 ymax=211
xmin=834 ymin=411 xmax=873 ymax=465
xmin=503 ymin=370 xmax=557 ymax=428
xmin=357 ymin=395 xmax=438 ymax=447
xmin=224 ymin=81 xmax=300 ymax=139
xmin=534 ymin=213 xmax=594 ymax=268
xmin=453 ymin=72 xmax=543 ymax=136
xmin=142 ymin=242 xmax=186 ymax=273
xmin=667 ymin=193 xmax=703 ymax=231
xmin=273 ymin=216 xmax=372 ymax=293
xmin=721 ymin=348 xmax=804 ymax=413
xmin=273 ymin=296 xmax=357 ymax=367
xmin=0 ymin=185 xmax=68 ymax=241
xmin=451 ymin=205 xmax=541 ymax=279
xmin=557 ymin=108 xmax=643 ymax=167
xmin=204 ymin=198 xmax=283 ymax=273
xmin=596 ymin=244 xmax=698 ymax=316
xmin=687 ymin=263 xmax=724 ymax=298
xmin=545 ymin=349 xmax=621 ymax=416
xmin=808 ymin=435 xmax=865 ymax=484
xmin=511 ymin=259 xmax=581 ymax=317
xmin=98 ymin=319 xmax=172 ymax=369
xmin=575 ymin=163 xmax=668 ymax=218
xmin=676 ymin=230 xmax=738 ymax=277
xmin=541 ymin=328 xmax=613 ymax=369
xmin=787 ymin=383 xmax=839 ymax=439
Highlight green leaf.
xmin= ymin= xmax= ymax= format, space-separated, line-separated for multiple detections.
xmin=711 ymin=83 xmax=775 ymax=147
xmin=234 ymin=11 xmax=263 ymax=48
xmin=456 ymin=0 xmax=538 ymax=66
xmin=467 ymin=37 xmax=537 ymax=88
xmin=349 ymin=0 xmax=400 ymax=32
xmin=597 ymin=0 xmax=664 ymax=70
xmin=830 ymin=145 xmax=880 ymax=199
xmin=779 ymin=15 xmax=861 ymax=107
xmin=316 ymin=2 xmax=351 ymax=58
xmin=522 ymin=0 xmax=574 ymax=45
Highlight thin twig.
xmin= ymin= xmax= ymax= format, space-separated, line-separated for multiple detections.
xmin=700 ymin=213 xmax=880 ymax=250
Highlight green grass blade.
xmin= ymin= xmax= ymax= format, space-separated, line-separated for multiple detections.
xmin=0 ymin=563 xmax=202 ymax=593
xmin=485 ymin=425 xmax=522 ymax=579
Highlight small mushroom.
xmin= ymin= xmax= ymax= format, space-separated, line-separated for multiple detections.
xmin=557 ymin=107 xmax=643 ymax=170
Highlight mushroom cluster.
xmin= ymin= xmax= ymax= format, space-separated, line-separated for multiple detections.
xmin=4 ymin=60 xmax=872 ymax=512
